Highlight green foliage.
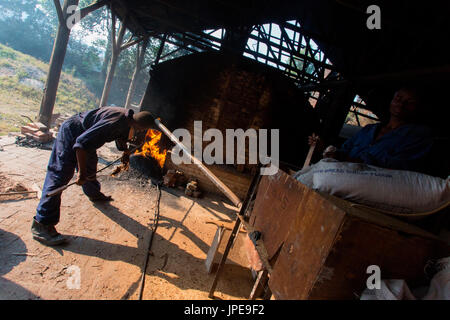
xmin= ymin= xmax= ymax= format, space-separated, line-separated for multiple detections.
xmin=0 ymin=112 xmax=27 ymax=135
xmin=0 ymin=0 xmax=188 ymax=107
xmin=0 ymin=61 xmax=13 ymax=68
xmin=15 ymin=67 xmax=28 ymax=81
xmin=0 ymin=45 xmax=17 ymax=60
xmin=0 ymin=44 xmax=98 ymax=135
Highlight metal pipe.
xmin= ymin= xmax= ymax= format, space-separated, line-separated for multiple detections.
xmin=154 ymin=119 xmax=242 ymax=208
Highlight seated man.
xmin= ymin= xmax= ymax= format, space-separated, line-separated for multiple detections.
xmin=311 ymin=87 xmax=433 ymax=173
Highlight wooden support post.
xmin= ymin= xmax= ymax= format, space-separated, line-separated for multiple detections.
xmin=154 ymin=34 xmax=167 ymax=66
xmin=38 ymin=0 xmax=79 ymax=127
xmin=125 ymin=37 xmax=149 ymax=109
xmin=38 ymin=0 xmax=108 ymax=127
xmin=99 ymin=13 xmax=128 ymax=107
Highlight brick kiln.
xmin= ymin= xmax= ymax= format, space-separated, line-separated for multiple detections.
xmin=137 ymin=51 xmax=319 ymax=200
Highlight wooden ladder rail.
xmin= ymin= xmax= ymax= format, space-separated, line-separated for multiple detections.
xmin=208 ymin=170 xmax=270 ymax=299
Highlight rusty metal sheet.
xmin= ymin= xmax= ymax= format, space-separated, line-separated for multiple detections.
xmin=268 ymin=188 xmax=346 ymax=300
xmin=249 ymin=170 xmax=309 ymax=259
xmin=268 ymin=189 xmax=450 ymax=299
xmin=308 ymin=217 xmax=449 ymax=299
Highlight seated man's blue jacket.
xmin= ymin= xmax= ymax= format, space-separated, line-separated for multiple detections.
xmin=71 ymin=106 xmax=133 ymax=152
xmin=338 ymin=123 xmax=433 ymax=172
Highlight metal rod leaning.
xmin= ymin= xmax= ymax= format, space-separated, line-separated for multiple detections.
xmin=154 ymin=118 xmax=243 ymax=209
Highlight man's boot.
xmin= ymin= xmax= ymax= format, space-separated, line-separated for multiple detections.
xmin=31 ymin=218 xmax=67 ymax=246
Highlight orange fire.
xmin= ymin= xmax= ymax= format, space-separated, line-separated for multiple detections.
xmin=135 ymin=129 xmax=167 ymax=168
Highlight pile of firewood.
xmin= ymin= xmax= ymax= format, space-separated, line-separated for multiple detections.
xmin=163 ymin=169 xmax=203 ymax=198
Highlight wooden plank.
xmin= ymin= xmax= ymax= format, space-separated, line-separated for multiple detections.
xmin=208 ymin=218 xmax=242 ymax=298
xmin=205 ymin=226 xmax=225 ymax=273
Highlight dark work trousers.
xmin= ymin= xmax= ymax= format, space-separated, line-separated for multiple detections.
xmin=35 ymin=118 xmax=103 ymax=226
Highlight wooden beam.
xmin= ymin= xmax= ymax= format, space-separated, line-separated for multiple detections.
xmin=242 ymin=47 xmax=320 ymax=83
xmin=279 ymin=25 xmax=296 ymax=53
xmin=247 ymin=33 xmax=334 ymax=71
xmin=152 ymin=34 xmax=199 ymax=55
xmin=38 ymin=0 xmax=79 ymax=127
xmin=181 ymin=32 xmax=221 ymax=51
xmin=153 ymin=34 xmax=167 ymax=65
xmin=282 ymin=20 xmax=338 ymax=48
xmin=155 ymin=46 xmax=183 ymax=63
xmin=257 ymin=25 xmax=279 ymax=62
xmin=131 ymin=8 xmax=332 ymax=79
xmin=163 ymin=33 xmax=214 ymax=53
xmin=121 ymin=35 xmax=150 ymax=51
xmin=78 ymin=0 xmax=109 ymax=21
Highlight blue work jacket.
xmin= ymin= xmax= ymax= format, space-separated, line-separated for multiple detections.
xmin=72 ymin=107 xmax=133 ymax=151
xmin=338 ymin=123 xmax=433 ymax=172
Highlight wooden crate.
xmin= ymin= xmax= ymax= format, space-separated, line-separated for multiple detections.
xmin=248 ymin=170 xmax=450 ymax=300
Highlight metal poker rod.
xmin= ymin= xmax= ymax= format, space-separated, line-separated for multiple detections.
xmin=46 ymin=143 xmax=143 ymax=198
xmin=154 ymin=118 xmax=243 ymax=209
xmin=46 ymin=115 xmax=243 ymax=209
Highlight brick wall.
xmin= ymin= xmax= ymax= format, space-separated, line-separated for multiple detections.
xmin=140 ymin=51 xmax=318 ymax=197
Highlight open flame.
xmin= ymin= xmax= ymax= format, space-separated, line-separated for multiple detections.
xmin=135 ymin=129 xmax=167 ymax=168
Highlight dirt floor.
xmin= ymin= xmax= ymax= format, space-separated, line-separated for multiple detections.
xmin=0 ymin=135 xmax=254 ymax=300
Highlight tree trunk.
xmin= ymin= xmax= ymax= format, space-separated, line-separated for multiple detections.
xmin=101 ymin=16 xmax=112 ymax=79
xmin=138 ymin=35 xmax=166 ymax=108
xmin=125 ymin=38 xmax=148 ymax=109
xmin=38 ymin=0 xmax=107 ymax=127
xmin=38 ymin=0 xmax=79 ymax=127
xmin=99 ymin=51 xmax=119 ymax=107
xmin=99 ymin=16 xmax=126 ymax=108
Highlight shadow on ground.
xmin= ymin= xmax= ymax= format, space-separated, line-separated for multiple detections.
xmin=0 ymin=229 xmax=40 ymax=299
xmin=60 ymin=201 xmax=251 ymax=299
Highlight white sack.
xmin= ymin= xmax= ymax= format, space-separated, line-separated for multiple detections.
xmin=294 ymin=159 xmax=450 ymax=213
